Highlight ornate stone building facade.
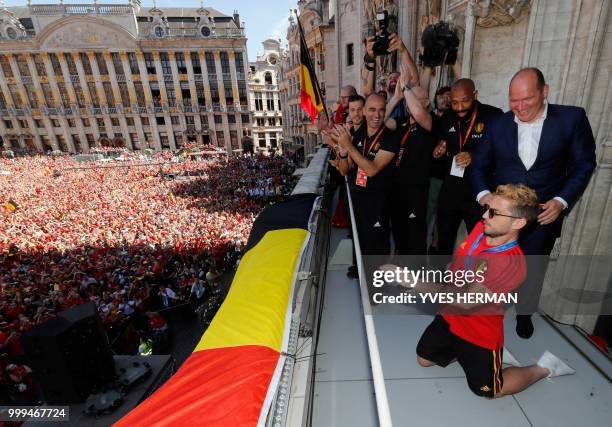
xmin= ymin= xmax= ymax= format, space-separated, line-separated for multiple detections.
xmin=248 ymin=38 xmax=284 ymax=155
xmin=0 ymin=1 xmax=252 ymax=154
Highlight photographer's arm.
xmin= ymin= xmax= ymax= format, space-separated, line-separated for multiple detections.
xmin=362 ymin=36 xmax=376 ymax=96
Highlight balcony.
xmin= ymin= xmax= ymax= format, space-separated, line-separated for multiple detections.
xmin=116 ymin=74 xmax=126 ymax=82
xmin=163 ymin=74 xmax=174 ymax=83
xmin=70 ymin=74 xmax=80 ymax=83
xmin=43 ymin=106 xmax=59 ymax=115
xmin=106 ymin=106 xmax=117 ymax=115
xmin=212 ymin=103 xmax=223 ymax=112
xmin=199 ymin=106 xmax=208 ymax=113
xmin=30 ymin=4 xmax=134 ymax=15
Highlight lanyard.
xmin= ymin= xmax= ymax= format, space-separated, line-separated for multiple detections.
xmin=458 ymin=104 xmax=479 ymax=152
xmin=362 ymin=126 xmax=385 ymax=157
xmin=395 ymin=124 xmax=415 ymax=167
xmin=465 ymin=232 xmax=518 ymax=270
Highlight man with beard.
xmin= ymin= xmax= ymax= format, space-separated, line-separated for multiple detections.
xmin=385 ymin=63 xmax=433 ymax=257
xmin=433 ymin=79 xmax=503 ymax=259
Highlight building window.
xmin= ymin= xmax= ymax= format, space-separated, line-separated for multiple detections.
xmin=97 ymin=118 xmax=105 ymax=128
xmin=86 ymin=134 xmax=95 ymax=145
xmin=258 ymin=134 xmax=266 ymax=148
xmin=128 ymin=52 xmax=139 ymax=74
xmin=88 ymin=82 xmax=100 ymax=107
xmin=15 ymin=55 xmax=30 ymax=77
xmin=126 ymin=117 xmax=134 ymax=126
xmin=238 ymin=80 xmax=247 ymax=103
xmin=216 ymin=130 xmax=225 ymax=147
xmin=8 ymin=84 xmax=23 ymax=107
xmin=196 ymin=83 xmax=205 ymax=106
xmin=144 ymin=53 xmax=156 ymax=74
xmin=82 ymin=118 xmax=90 ymax=127
xmin=185 ymin=115 xmax=195 ymax=125
xmin=134 ymin=82 xmax=146 ymax=107
xmin=18 ymin=119 xmax=28 ymax=128
xmin=254 ymin=92 xmax=263 ymax=111
xmin=48 ymin=53 xmax=62 ymax=76
xmin=103 ymin=82 xmax=115 ymax=105
xmin=346 ymin=43 xmax=354 ymax=66
xmin=219 ymin=51 xmax=230 ymax=74
xmin=270 ymin=133 xmax=277 ymax=148
xmin=78 ymin=53 xmax=92 ymax=75
xmin=63 ymin=53 xmax=77 ymax=75
xmin=224 ymin=83 xmax=233 ymax=103
xmin=112 ymin=52 xmax=124 ymax=75
xmin=52 ymin=119 xmax=60 ymax=127
xmin=156 ymin=116 xmax=165 ymax=125
xmin=269 ymin=118 xmax=276 ymax=126
xmin=118 ymin=82 xmax=130 ymax=107
xmin=266 ymin=94 xmax=274 ymax=111
xmin=214 ymin=115 xmax=222 ymax=124
xmin=166 ymin=87 xmax=176 ymax=107
xmin=160 ymin=132 xmax=169 ymax=148
xmin=234 ymin=52 xmax=245 ymax=75
xmin=111 ymin=117 xmax=120 ymax=126
xmin=3 ymin=120 xmax=13 ymax=129
xmin=241 ymin=114 xmax=249 ymax=123
xmin=205 ymin=52 xmax=216 ymax=76
xmin=256 ymin=118 xmax=264 ymax=126
xmin=228 ymin=114 xmax=236 ymax=124
xmin=95 ymin=52 xmax=108 ymax=75
xmin=33 ymin=54 xmax=46 ymax=76
xmin=175 ymin=52 xmax=187 ymax=74
xmin=0 ymin=55 xmax=13 ymax=77
xmin=191 ymin=52 xmax=201 ymax=74
xmin=160 ymin=53 xmax=171 ymax=75
xmin=264 ymin=72 xmax=273 ymax=85
xmin=170 ymin=116 xmax=179 ymax=125
xmin=141 ymin=117 xmax=150 ymax=126
xmin=210 ymin=82 xmax=219 ymax=103
xmin=230 ymin=130 xmax=238 ymax=148
xmin=35 ymin=119 xmax=43 ymax=128
xmin=68 ymin=118 xmax=76 ymax=127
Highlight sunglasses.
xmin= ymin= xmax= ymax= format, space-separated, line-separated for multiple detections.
xmin=482 ymin=204 xmax=522 ymax=219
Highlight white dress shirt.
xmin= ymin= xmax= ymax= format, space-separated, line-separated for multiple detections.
xmin=476 ymin=102 xmax=567 ymax=208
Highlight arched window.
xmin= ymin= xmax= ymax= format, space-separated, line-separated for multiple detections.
xmin=264 ymin=72 xmax=273 ymax=85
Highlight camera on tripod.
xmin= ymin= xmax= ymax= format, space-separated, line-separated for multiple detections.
xmin=419 ymin=21 xmax=460 ymax=67
xmin=372 ymin=10 xmax=391 ymax=56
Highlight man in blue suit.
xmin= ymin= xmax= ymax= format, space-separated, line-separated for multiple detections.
xmin=470 ymin=67 xmax=596 ymax=338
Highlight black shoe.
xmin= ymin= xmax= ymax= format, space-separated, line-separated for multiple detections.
xmin=516 ymin=315 xmax=534 ymax=339
xmin=347 ymin=265 xmax=358 ymax=279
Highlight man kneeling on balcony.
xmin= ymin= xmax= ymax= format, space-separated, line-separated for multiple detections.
xmin=386 ymin=183 xmax=575 ymax=398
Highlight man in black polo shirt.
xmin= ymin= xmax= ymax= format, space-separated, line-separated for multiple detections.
xmin=433 ymin=79 xmax=503 ymax=257
xmin=332 ymin=93 xmax=399 ymax=256
xmin=386 ymin=63 xmax=434 ymax=256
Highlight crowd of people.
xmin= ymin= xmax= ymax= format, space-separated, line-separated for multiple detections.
xmin=0 ymin=149 xmax=297 ymax=402
xmin=320 ymin=29 xmax=596 ymax=400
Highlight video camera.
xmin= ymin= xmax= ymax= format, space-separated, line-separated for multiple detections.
xmin=372 ymin=10 xmax=391 ymax=56
xmin=419 ymin=21 xmax=460 ymax=67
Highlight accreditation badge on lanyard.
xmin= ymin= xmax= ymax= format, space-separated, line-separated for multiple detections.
xmin=355 ymin=127 xmax=384 ymax=188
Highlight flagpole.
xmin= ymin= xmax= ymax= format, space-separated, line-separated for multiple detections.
xmin=294 ymin=9 xmax=330 ymax=124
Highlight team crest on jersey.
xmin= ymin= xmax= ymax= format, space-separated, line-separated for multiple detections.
xmin=474 ymin=259 xmax=488 ymax=275
xmin=448 ymin=126 xmax=456 ymax=132
xmin=475 ymin=122 xmax=485 ymax=133
xmin=480 ymin=385 xmax=491 ymax=392
xmin=357 ymin=141 xmax=363 ymax=147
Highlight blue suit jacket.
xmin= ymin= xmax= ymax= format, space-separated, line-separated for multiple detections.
xmin=470 ymin=104 xmax=596 ymax=209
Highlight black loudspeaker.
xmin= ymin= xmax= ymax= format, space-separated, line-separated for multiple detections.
xmin=21 ymin=302 xmax=115 ymax=405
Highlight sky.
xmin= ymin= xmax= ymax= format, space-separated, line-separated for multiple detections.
xmin=4 ymin=0 xmax=296 ymax=61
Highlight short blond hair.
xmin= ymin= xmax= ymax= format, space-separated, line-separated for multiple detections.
xmin=494 ymin=184 xmax=539 ymax=223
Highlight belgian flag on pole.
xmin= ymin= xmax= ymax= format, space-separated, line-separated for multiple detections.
xmin=297 ymin=16 xmax=324 ymax=123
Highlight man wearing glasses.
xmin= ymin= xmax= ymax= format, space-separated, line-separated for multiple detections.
xmin=397 ymin=184 xmax=576 ymax=398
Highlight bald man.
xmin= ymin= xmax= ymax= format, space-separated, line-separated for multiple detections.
xmin=433 ymin=79 xmax=503 ymax=261
xmin=471 ymin=67 xmax=596 ymax=338
xmin=332 ymin=93 xmax=399 ymax=257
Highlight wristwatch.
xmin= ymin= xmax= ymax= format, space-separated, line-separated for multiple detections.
xmin=402 ymin=85 xmax=412 ymax=92
xmin=338 ymin=153 xmax=349 ymax=159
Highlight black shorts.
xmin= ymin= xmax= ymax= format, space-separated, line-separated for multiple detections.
xmin=416 ymin=315 xmax=503 ymax=398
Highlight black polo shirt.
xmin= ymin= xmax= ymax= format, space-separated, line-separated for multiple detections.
xmin=438 ymin=101 xmax=503 ymax=176
xmin=347 ymin=125 xmax=399 ymax=193
xmin=393 ymin=120 xmax=434 ymax=187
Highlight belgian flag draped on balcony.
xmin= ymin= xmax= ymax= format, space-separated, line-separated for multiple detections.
xmin=298 ymin=17 xmax=324 ymax=123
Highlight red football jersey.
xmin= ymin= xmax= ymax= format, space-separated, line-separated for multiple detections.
xmin=442 ymin=221 xmax=526 ymax=350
